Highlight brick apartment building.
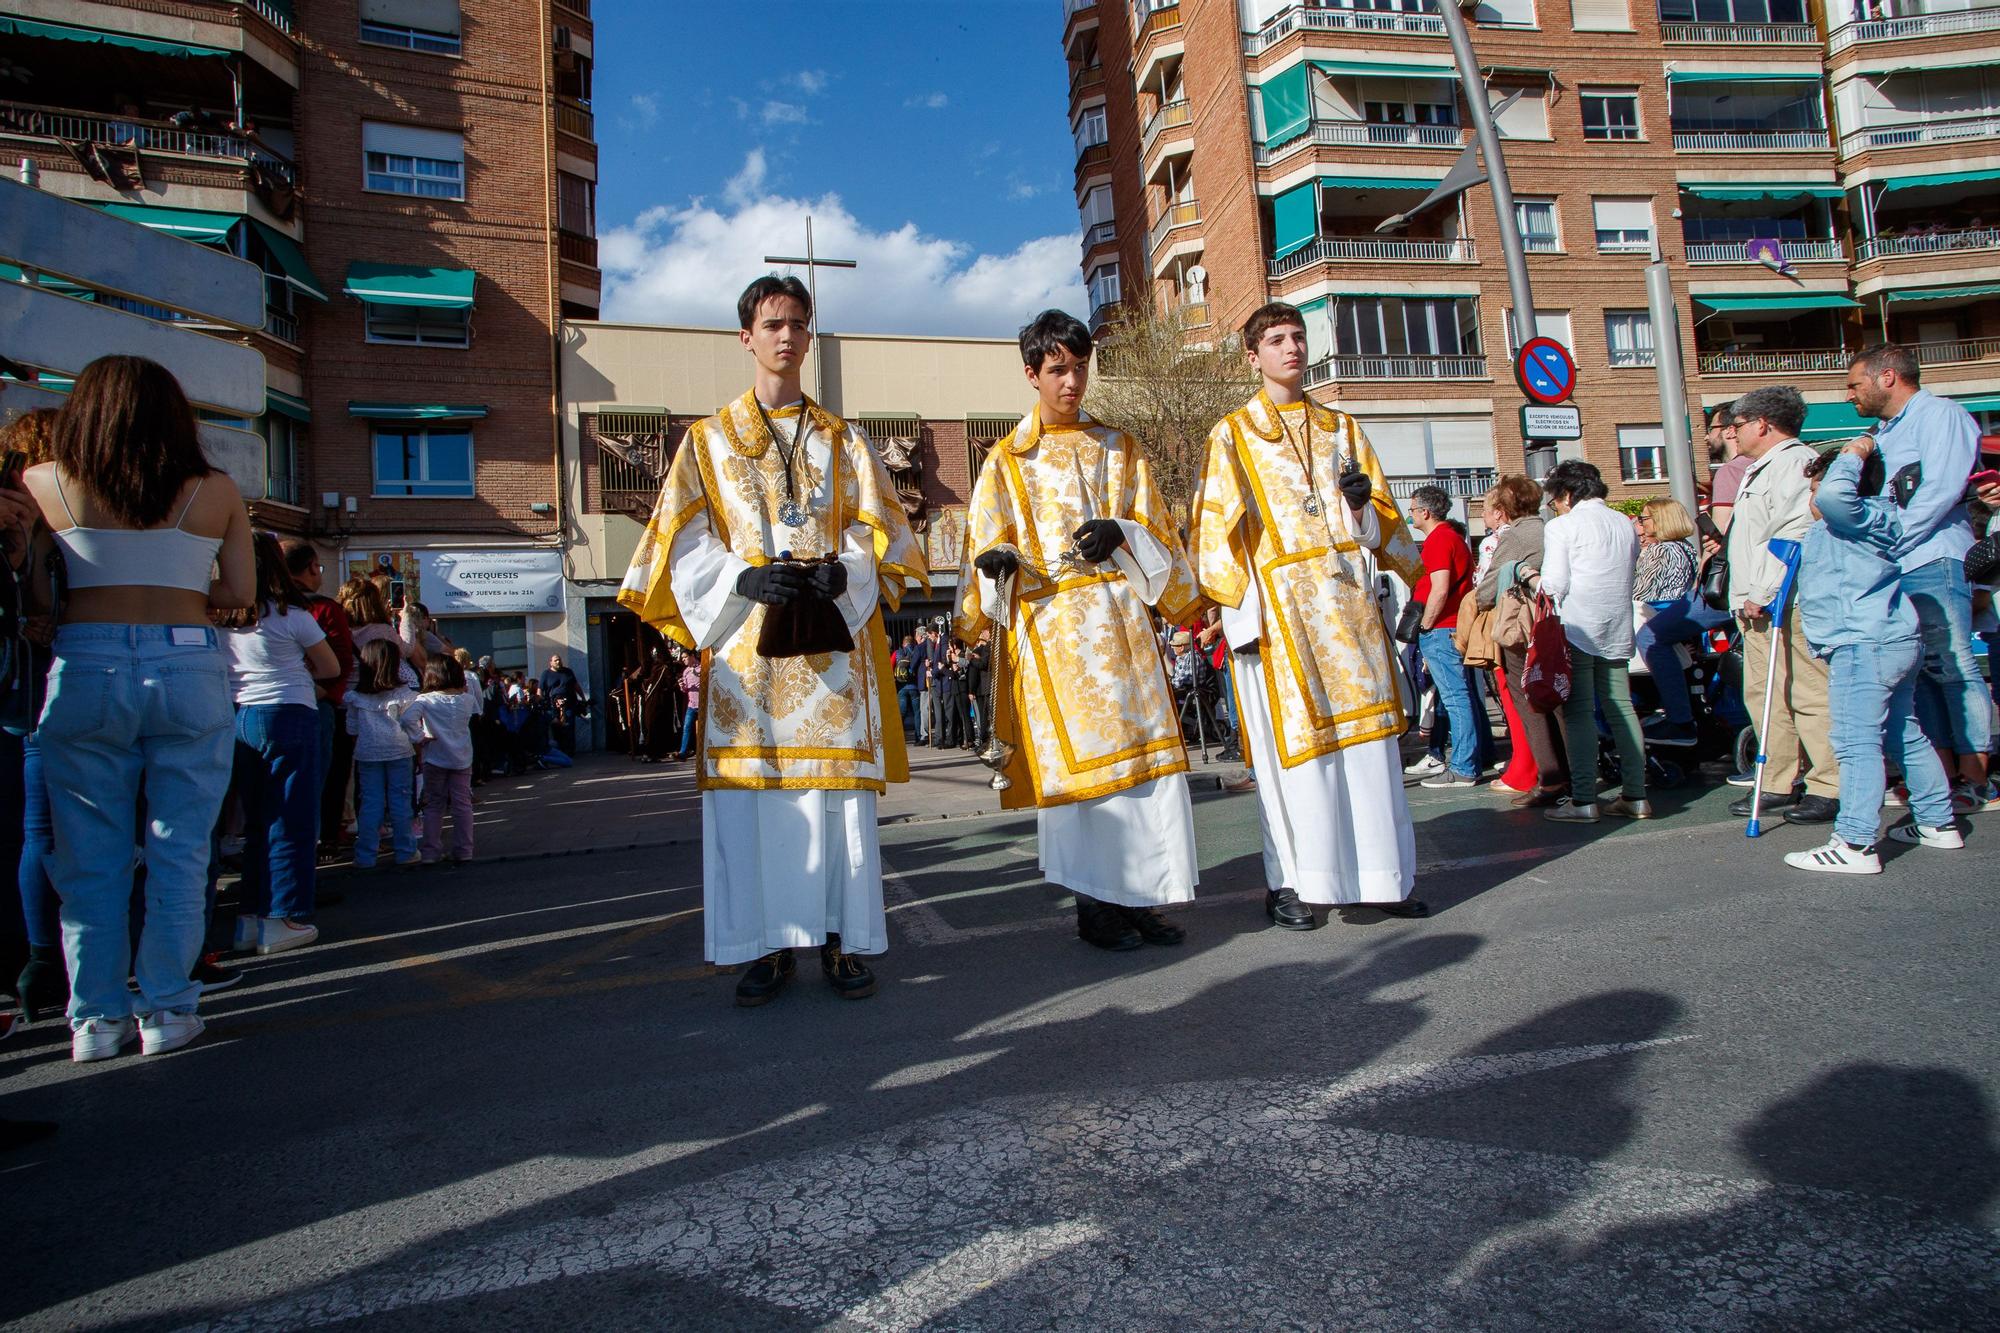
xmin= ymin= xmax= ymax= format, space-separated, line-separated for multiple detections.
xmin=1063 ymin=0 xmax=2000 ymax=509
xmin=558 ymin=321 xmax=1026 ymax=750
xmin=0 ymin=0 xmax=600 ymax=670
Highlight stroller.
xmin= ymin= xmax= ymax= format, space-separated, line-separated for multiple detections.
xmin=1614 ymin=611 xmax=1756 ymax=789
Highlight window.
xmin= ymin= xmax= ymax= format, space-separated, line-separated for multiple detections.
xmin=1364 ymin=98 xmax=1458 ymax=127
xmin=555 ymin=50 xmax=593 ymax=105
xmin=373 ymin=427 xmax=474 ymax=497
xmin=1074 ymin=105 xmax=1108 ymax=156
xmin=1604 ymin=311 xmax=1656 ymax=367
xmin=362 ymin=122 xmax=465 ymax=200
xmin=1659 ymin=0 xmax=1806 ymax=21
xmin=1618 ymin=425 xmax=1667 ymax=482
xmin=1581 ymin=89 xmax=1642 ymax=140
xmin=1334 ymin=296 xmax=1481 ymax=358
xmin=1088 ymin=262 xmax=1122 ymax=310
xmin=1503 ymin=309 xmax=1574 ymax=355
xmin=558 ymin=171 xmax=595 ymax=237
xmin=1493 ymin=85 xmax=1550 ymax=140
xmin=365 ymin=304 xmax=471 ymax=347
xmin=966 ymin=416 xmax=1021 ymax=480
xmin=264 ymin=416 xmax=300 ymax=506
xmin=359 ymin=19 xmax=461 ymax=54
xmin=1473 ymin=0 xmax=1537 ymax=25
xmin=1593 ymin=197 xmax=1654 ymax=253
xmin=1515 ymin=197 xmax=1561 ymax=252
xmin=1570 ymin=0 xmax=1630 ymax=31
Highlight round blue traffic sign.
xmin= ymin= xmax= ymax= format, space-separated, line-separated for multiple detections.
xmin=1515 ymin=337 xmax=1576 ymax=405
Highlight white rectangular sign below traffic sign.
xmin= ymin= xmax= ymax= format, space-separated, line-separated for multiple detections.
xmin=1520 ymin=403 xmax=1583 ymax=441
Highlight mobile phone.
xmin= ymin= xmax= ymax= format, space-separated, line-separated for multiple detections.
xmin=1969 ymin=469 xmax=2000 ymax=488
xmin=0 ymin=449 xmax=26 ymax=489
xmin=1695 ymin=511 xmax=1723 ymax=544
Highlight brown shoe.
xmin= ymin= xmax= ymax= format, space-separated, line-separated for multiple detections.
xmin=1222 ymin=772 xmax=1257 ymax=794
xmin=1511 ymin=787 xmax=1565 ymax=809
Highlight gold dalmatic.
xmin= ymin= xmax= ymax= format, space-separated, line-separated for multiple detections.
xmin=617 ymin=391 xmax=928 ymax=794
xmin=954 ymin=409 xmax=1203 ymax=810
xmin=1190 ymin=393 xmax=1421 ymax=769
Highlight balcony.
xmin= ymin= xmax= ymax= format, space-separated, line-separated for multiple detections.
xmin=1914 ymin=335 xmax=2000 ymax=368
xmin=1075 ymin=139 xmax=1111 ymax=184
xmin=1070 ymin=63 xmax=1104 ymax=99
xmin=1080 ymin=220 xmax=1117 ymax=259
xmin=1385 ymin=471 xmax=1496 ymax=503
xmin=1141 ymin=99 xmax=1192 ymax=159
xmin=559 ymin=230 xmax=598 ymax=267
xmin=1828 ymin=4 xmax=2000 ymax=52
xmin=238 ymin=0 xmax=295 ymax=34
xmin=1857 ymin=226 xmax=2000 ymax=262
xmin=556 ymin=99 xmax=594 ymax=141
xmin=1304 ymin=354 xmax=1488 ymax=385
xmin=1697 ymin=348 xmax=1849 ymax=375
xmin=1087 ymin=298 xmax=1124 ymax=334
xmin=1270 ymin=235 xmax=1477 ymax=278
xmin=555 ymin=0 xmax=592 ymax=16
xmin=1179 ymin=300 xmax=1211 ymax=328
xmin=1256 ymin=119 xmax=1464 ymax=167
xmin=1135 ymin=1 xmax=1184 ymax=88
xmin=1244 ymin=3 xmax=1445 ymax=56
xmin=1685 ymin=239 xmax=1843 ymax=263
xmin=0 ymin=100 xmax=299 ymax=188
xmin=1841 ymin=113 xmax=2000 ymax=158
xmin=1147 ymin=200 xmax=1201 ymax=263
xmin=1672 ymin=129 xmax=1830 ymax=152
xmin=1659 ymin=20 xmax=1818 ymax=41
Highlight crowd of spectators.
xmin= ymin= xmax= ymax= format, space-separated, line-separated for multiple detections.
xmin=891 ymin=624 xmax=991 ymax=752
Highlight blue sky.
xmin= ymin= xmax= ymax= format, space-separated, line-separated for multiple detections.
xmin=592 ymin=0 xmax=1089 ymax=337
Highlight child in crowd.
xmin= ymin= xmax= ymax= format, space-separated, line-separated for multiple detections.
xmin=404 ymin=655 xmax=480 ymax=864
xmin=1784 ymin=438 xmax=1959 ymax=875
xmin=347 ymin=639 xmax=420 ymax=869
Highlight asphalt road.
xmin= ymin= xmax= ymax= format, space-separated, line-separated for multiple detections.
xmin=4 ymin=780 xmax=1998 ymax=1330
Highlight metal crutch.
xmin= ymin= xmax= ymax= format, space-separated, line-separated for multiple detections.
xmin=1745 ymin=538 xmax=1803 ymax=839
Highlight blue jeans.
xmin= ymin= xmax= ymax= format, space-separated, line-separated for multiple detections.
xmin=1636 ymin=594 xmax=1732 ymax=726
xmin=315 ymin=698 xmax=337 ymax=842
xmin=0 ymin=730 xmax=59 ymax=957
xmin=679 ymin=706 xmax=699 ymax=756
xmin=1418 ymin=628 xmax=1478 ymax=778
xmin=1902 ymin=558 xmax=1991 ymax=760
xmin=897 ymin=684 xmax=919 ymax=733
xmin=38 ymin=625 xmax=232 ymax=1023
xmin=352 ymin=757 xmax=416 ymax=867
xmin=1828 ymin=639 xmax=1953 ymax=847
xmin=235 ymin=703 xmax=322 ymax=920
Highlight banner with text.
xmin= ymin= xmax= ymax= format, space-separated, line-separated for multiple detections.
xmin=419 ymin=550 xmax=566 ymax=616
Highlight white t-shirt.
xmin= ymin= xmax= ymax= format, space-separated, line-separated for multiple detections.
xmin=224 ymin=605 xmax=327 ymax=708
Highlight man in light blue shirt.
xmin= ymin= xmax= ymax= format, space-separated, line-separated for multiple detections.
xmin=1846 ymin=344 xmax=1990 ymax=805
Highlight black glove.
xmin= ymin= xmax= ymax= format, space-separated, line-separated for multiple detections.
xmin=1338 ymin=468 xmax=1374 ymax=511
xmin=805 ymin=560 xmax=847 ymax=601
xmin=1072 ymin=518 xmax=1126 ymax=564
xmin=974 ymin=547 xmax=1019 ymax=580
xmin=735 ymin=562 xmax=809 ymax=606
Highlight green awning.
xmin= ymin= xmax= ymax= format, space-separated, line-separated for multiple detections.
xmin=348 ymin=402 xmax=488 ymax=421
xmin=1320 ymin=173 xmax=1444 ymax=191
xmin=1799 ymin=401 xmax=1874 ymax=443
xmin=1876 ymin=168 xmax=2000 ymax=192
xmin=266 ymin=389 xmax=311 ymax=423
xmin=1680 ymin=183 xmax=1844 ymax=201
xmin=0 ymin=15 xmax=227 ymax=59
xmin=94 ymin=203 xmax=237 ymax=245
xmin=1313 ymin=59 xmax=1459 ymax=80
xmin=342 ymin=263 xmax=476 ymax=309
xmin=1274 ymin=181 xmax=1318 ymax=260
xmin=247 ymin=222 xmax=326 ymax=302
xmin=0 ymin=264 xmax=91 ymax=296
xmin=1260 ymin=65 xmax=1310 ymax=148
xmin=1692 ymin=292 xmax=1860 ymax=312
xmin=1884 ymin=282 xmax=2000 ymax=304
xmin=1947 ymin=392 xmax=2000 ymax=414
xmin=1667 ymin=68 xmax=1822 ymax=84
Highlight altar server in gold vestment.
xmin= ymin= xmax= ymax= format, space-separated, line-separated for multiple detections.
xmin=1189 ymin=301 xmax=1428 ymax=927
xmin=956 ymin=310 xmax=1205 ymax=951
xmin=618 ymin=276 xmax=926 ymax=1004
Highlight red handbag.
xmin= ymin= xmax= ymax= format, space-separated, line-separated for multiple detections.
xmin=1522 ymin=593 xmax=1572 ymax=714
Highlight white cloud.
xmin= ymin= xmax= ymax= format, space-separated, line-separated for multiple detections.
xmin=601 ymin=153 xmax=1087 ymax=339
xmin=626 ymin=93 xmax=659 ymax=128
xmin=795 ymin=70 xmax=828 ymax=96
xmin=905 ymin=91 xmax=949 ymax=110
xmin=1007 ymin=180 xmax=1040 ymax=200
xmin=762 ymin=101 xmax=808 ymax=127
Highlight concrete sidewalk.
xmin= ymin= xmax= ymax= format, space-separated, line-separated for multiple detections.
xmin=456 ymin=741 xmax=1249 ymax=865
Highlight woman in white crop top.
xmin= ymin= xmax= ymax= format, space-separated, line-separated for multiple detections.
xmin=12 ymin=356 xmax=256 ymax=1063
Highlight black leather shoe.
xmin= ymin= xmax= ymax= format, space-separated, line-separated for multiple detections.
xmin=1118 ymin=905 xmax=1185 ymax=946
xmin=819 ymin=935 xmax=877 ymax=999
xmin=1375 ymin=899 xmax=1430 ymax=919
xmin=15 ymin=947 xmax=69 ymax=1023
xmin=1783 ymin=794 xmax=1840 ymax=825
xmin=1265 ymin=888 xmax=1318 ymax=931
xmin=734 ymin=949 xmax=796 ymax=1006
xmin=1076 ymin=896 xmax=1143 ymax=950
xmin=1730 ymin=789 xmax=1802 ymax=818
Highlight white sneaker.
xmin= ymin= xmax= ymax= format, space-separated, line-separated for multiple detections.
xmin=232 ymin=913 xmax=258 ymax=953
xmin=1544 ymin=799 xmax=1599 ymax=823
xmin=139 ymin=1011 xmax=206 ymax=1056
xmin=1784 ymin=837 xmax=1881 ymax=875
xmin=253 ymin=917 xmax=319 ymax=955
xmin=1404 ymin=754 xmax=1446 ymax=778
xmin=1420 ymin=771 xmax=1478 ymax=789
xmin=1726 ymin=770 xmax=1758 ymax=788
xmin=71 ymin=1016 xmax=137 ymax=1063
xmin=1950 ymin=782 xmax=1998 ymax=815
xmin=1886 ymin=820 xmax=1965 ymax=850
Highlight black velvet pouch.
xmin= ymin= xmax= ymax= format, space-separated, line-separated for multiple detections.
xmin=755 ymin=556 xmax=855 ymax=659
